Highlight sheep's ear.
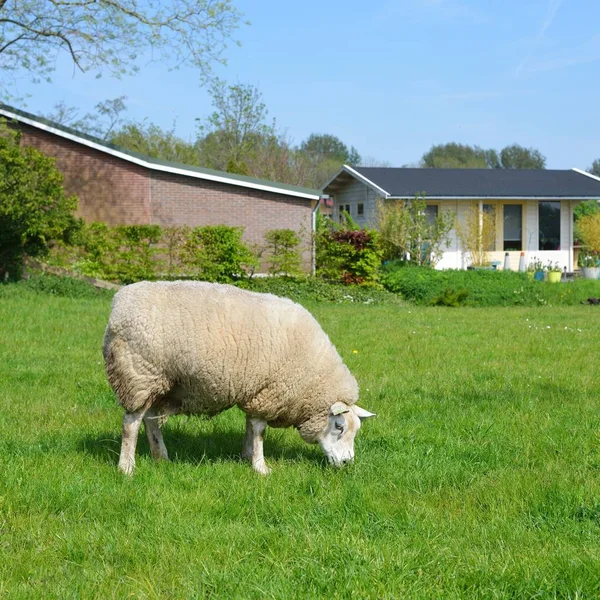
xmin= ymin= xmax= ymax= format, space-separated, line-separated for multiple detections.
xmin=330 ymin=402 xmax=350 ymax=416
xmin=354 ymin=406 xmax=376 ymax=420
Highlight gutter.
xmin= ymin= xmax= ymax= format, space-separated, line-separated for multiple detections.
xmin=311 ymin=197 xmax=324 ymax=275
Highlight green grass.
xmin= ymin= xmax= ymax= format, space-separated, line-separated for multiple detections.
xmin=1 ymin=284 xmax=600 ymax=598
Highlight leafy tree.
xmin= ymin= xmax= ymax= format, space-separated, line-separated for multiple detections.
xmin=299 ymin=134 xmax=361 ymax=166
xmin=111 ymin=122 xmax=199 ymax=165
xmin=421 ymin=143 xmax=492 ymax=169
xmin=421 ymin=142 xmax=546 ymax=170
xmin=196 ymin=80 xmax=278 ymax=173
xmin=46 ymin=97 xmax=129 ymax=141
xmin=499 ymin=144 xmax=546 ymax=169
xmin=377 ymin=195 xmax=454 ymax=267
xmin=0 ymin=126 xmax=78 ymax=278
xmin=0 ymin=1 xmax=244 ymax=95
xmin=588 ymin=159 xmax=600 ymax=178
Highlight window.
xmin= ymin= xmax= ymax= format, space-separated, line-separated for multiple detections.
xmin=503 ymin=204 xmax=522 ymax=251
xmin=425 ymin=205 xmax=438 ymax=227
xmin=539 ymin=201 xmax=560 ymax=250
xmin=357 ymin=203 xmax=364 ymax=216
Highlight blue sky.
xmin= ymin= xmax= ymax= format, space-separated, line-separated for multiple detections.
xmin=12 ymin=0 xmax=600 ymax=169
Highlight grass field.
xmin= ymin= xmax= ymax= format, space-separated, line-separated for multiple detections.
xmin=1 ymin=285 xmax=600 ymax=598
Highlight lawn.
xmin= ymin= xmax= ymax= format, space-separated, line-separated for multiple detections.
xmin=1 ymin=285 xmax=600 ymax=599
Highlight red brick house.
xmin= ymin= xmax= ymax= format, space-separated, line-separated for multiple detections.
xmin=1 ymin=105 xmax=321 ymax=270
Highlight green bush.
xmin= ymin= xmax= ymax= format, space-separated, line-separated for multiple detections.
xmin=381 ymin=265 xmax=600 ymax=307
xmin=0 ymin=127 xmax=78 ymax=279
xmin=315 ymin=213 xmax=381 ymax=285
xmin=237 ymin=276 xmax=403 ymax=305
xmin=264 ymin=229 xmax=303 ymax=276
xmin=183 ymin=225 xmax=258 ymax=282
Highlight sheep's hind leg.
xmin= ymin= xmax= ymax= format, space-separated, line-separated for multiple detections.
xmin=249 ymin=417 xmax=271 ymax=476
xmin=144 ymin=406 xmax=169 ymax=462
xmin=241 ymin=414 xmax=253 ymax=460
xmin=118 ymin=408 xmax=146 ymax=475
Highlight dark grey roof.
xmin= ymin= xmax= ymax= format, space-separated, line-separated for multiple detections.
xmin=0 ymin=104 xmax=321 ymax=198
xmin=342 ymin=167 xmax=600 ymax=198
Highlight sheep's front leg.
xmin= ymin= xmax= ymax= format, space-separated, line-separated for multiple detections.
xmin=249 ymin=417 xmax=271 ymax=475
xmin=118 ymin=409 xmax=146 ymax=476
xmin=242 ymin=414 xmax=253 ymax=460
xmin=144 ymin=407 xmax=169 ymax=462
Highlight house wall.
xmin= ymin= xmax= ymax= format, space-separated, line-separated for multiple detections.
xmin=331 ymin=179 xmax=381 ymax=226
xmin=150 ymin=171 xmax=313 ymax=267
xmin=18 ymin=123 xmax=151 ymax=225
xmin=16 ymin=122 xmax=313 ymax=270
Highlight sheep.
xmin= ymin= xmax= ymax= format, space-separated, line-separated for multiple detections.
xmin=103 ymin=281 xmax=376 ymax=475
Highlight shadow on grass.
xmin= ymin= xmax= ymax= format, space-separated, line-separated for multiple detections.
xmin=78 ymin=423 xmax=321 ymax=467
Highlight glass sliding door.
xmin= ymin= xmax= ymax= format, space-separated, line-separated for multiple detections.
xmin=503 ymin=204 xmax=522 ymax=251
xmin=539 ymin=201 xmax=561 ymax=250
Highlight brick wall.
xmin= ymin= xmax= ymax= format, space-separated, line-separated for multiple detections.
xmin=19 ymin=124 xmax=150 ymax=225
xmin=16 ymin=121 xmax=314 ymax=270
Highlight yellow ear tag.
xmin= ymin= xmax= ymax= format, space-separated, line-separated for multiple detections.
xmin=331 ymin=405 xmax=349 ymax=416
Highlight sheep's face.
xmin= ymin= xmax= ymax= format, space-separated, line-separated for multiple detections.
xmin=318 ymin=402 xmax=376 ymax=467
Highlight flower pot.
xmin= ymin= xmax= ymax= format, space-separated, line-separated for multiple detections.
xmin=547 ymin=271 xmax=561 ymax=283
xmin=582 ymin=267 xmax=600 ymax=280
xmin=534 ymin=270 xmax=545 ymax=281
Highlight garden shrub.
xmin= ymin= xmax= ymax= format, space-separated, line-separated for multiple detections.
xmin=0 ymin=273 xmax=114 ymax=299
xmin=264 ymin=229 xmax=303 ymax=276
xmin=237 ymin=276 xmax=404 ymax=305
xmin=0 ymin=127 xmax=78 ymax=280
xmin=381 ymin=265 xmax=600 ymax=307
xmin=316 ymin=213 xmax=381 ymax=285
xmin=182 ymin=225 xmax=258 ymax=282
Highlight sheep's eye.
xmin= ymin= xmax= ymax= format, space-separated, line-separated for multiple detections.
xmin=334 ymin=422 xmax=344 ymax=432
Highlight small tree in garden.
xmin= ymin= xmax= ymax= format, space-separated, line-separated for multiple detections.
xmin=455 ymin=204 xmax=496 ymax=267
xmin=377 ymin=195 xmax=454 ymax=267
xmin=577 ymin=213 xmax=600 ymax=263
xmin=0 ymin=127 xmax=78 ymax=279
xmin=264 ymin=229 xmax=303 ymax=276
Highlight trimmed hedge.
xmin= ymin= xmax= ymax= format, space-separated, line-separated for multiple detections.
xmin=381 ymin=266 xmax=600 ymax=307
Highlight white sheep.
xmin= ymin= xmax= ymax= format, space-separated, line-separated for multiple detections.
xmin=103 ymin=281 xmax=375 ymax=475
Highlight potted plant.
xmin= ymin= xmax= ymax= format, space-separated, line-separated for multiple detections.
xmin=545 ymin=261 xmax=562 ymax=283
xmin=578 ymin=252 xmax=600 ymax=280
xmin=528 ymin=257 xmax=545 ymax=281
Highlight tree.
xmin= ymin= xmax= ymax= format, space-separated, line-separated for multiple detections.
xmin=111 ymin=122 xmax=199 ymax=165
xmin=421 ymin=143 xmax=492 ymax=169
xmin=299 ymin=134 xmax=361 ymax=166
xmin=196 ymin=80 xmax=277 ymax=173
xmin=376 ymin=196 xmax=454 ymax=267
xmin=0 ymin=126 xmax=78 ymax=278
xmin=420 ymin=142 xmax=546 ymax=169
xmin=0 ymin=1 xmax=244 ymax=95
xmin=499 ymin=144 xmax=546 ymax=169
xmin=588 ymin=159 xmax=600 ymax=178
xmin=46 ymin=96 xmax=129 ymax=140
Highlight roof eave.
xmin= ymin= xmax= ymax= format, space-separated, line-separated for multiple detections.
xmin=322 ymin=164 xmax=390 ymax=197
xmin=0 ymin=106 xmax=320 ymax=201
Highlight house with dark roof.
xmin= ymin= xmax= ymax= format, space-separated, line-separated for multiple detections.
xmin=324 ymin=165 xmax=600 ymax=271
xmin=1 ymin=105 xmax=321 ymax=271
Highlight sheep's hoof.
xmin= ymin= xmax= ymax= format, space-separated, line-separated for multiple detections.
xmin=252 ymin=460 xmax=271 ymax=476
xmin=118 ymin=461 xmax=135 ymax=476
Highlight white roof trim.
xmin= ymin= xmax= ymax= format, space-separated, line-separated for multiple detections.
xmin=387 ymin=195 xmax=600 ymax=200
xmin=323 ymin=164 xmax=390 ymax=197
xmin=1 ymin=107 xmax=319 ymax=200
xmin=572 ymin=167 xmax=600 ymax=184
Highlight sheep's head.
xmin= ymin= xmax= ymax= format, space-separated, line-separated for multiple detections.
xmin=317 ymin=402 xmax=376 ymax=467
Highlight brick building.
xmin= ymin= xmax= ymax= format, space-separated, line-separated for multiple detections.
xmin=1 ymin=105 xmax=321 ymax=270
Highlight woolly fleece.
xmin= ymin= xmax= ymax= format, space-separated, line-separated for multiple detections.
xmin=103 ymin=281 xmax=359 ymax=441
